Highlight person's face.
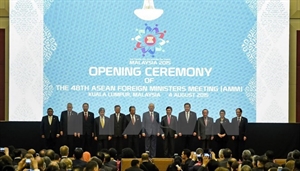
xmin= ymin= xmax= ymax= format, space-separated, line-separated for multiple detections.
xmin=184 ymin=104 xmax=190 ymax=112
xmin=220 ymin=111 xmax=225 ymax=118
xmin=202 ymin=110 xmax=208 ymax=117
xmin=148 ymin=104 xmax=155 ymax=112
xmin=67 ymin=104 xmax=72 ymax=111
xmin=181 ymin=151 xmax=186 ymax=159
xmin=83 ymin=104 xmax=89 ymax=111
xmin=236 ymin=109 xmax=242 ymax=117
xmin=47 ymin=109 xmax=53 ymax=116
xmin=99 ymin=110 xmax=105 ymax=117
xmin=130 ymin=108 xmax=136 ymax=115
xmin=115 ymin=107 xmax=120 ymax=113
xmin=166 ymin=109 xmax=172 ymax=115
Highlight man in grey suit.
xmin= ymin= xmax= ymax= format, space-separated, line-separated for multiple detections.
xmin=142 ymin=103 xmax=161 ymax=158
xmin=177 ymin=103 xmax=197 ymax=150
xmin=197 ymin=109 xmax=214 ymax=150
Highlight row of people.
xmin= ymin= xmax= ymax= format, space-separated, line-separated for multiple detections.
xmin=41 ymin=103 xmax=248 ymax=159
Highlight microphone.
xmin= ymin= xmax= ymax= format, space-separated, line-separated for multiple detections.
xmin=176 ymin=164 xmax=182 ymax=171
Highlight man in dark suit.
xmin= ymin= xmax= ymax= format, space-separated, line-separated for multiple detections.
xmin=94 ymin=107 xmax=112 ymax=151
xmin=72 ymin=147 xmax=87 ymax=168
xmin=124 ymin=106 xmax=142 ymax=157
xmin=125 ymin=159 xmax=143 ymax=171
xmin=141 ymin=103 xmax=161 ymax=158
xmin=177 ymin=103 xmax=197 ymax=150
xmin=231 ymin=108 xmax=248 ymax=160
xmin=41 ymin=108 xmax=60 ymax=150
xmin=161 ymin=106 xmax=178 ymax=157
xmin=109 ymin=105 xmax=126 ymax=155
xmin=197 ymin=109 xmax=214 ymax=150
xmin=78 ymin=103 xmax=94 ymax=153
xmin=60 ymin=103 xmax=78 ymax=155
xmin=140 ymin=153 xmax=159 ymax=171
xmin=214 ymin=109 xmax=230 ymax=155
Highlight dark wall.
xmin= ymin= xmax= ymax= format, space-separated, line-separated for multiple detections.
xmin=297 ymin=30 xmax=300 ymax=122
xmin=0 ymin=122 xmax=299 ymax=158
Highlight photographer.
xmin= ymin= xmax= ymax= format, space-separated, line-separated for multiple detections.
xmin=17 ymin=157 xmax=39 ymax=171
xmin=167 ymin=156 xmax=182 ymax=171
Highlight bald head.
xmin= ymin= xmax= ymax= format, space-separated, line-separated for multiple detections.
xmin=148 ymin=103 xmax=155 ymax=112
xmin=141 ymin=153 xmax=149 ymax=161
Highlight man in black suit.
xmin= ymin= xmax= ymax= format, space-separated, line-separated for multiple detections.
xmin=60 ymin=103 xmax=78 ymax=155
xmin=161 ymin=106 xmax=178 ymax=157
xmin=109 ymin=105 xmax=125 ymax=155
xmin=94 ymin=107 xmax=112 ymax=151
xmin=141 ymin=103 xmax=160 ymax=158
xmin=125 ymin=159 xmax=143 ymax=171
xmin=231 ymin=108 xmax=248 ymax=160
xmin=197 ymin=109 xmax=214 ymax=150
xmin=124 ymin=106 xmax=142 ymax=157
xmin=139 ymin=153 xmax=159 ymax=171
xmin=78 ymin=103 xmax=94 ymax=153
xmin=72 ymin=147 xmax=87 ymax=168
xmin=41 ymin=108 xmax=60 ymax=150
xmin=177 ymin=103 xmax=197 ymax=150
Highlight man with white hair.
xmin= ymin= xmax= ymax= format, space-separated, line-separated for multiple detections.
xmin=218 ymin=149 xmax=224 ymax=161
xmin=242 ymin=150 xmax=252 ymax=161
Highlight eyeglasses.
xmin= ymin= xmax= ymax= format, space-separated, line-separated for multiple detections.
xmin=75 ymin=147 xmax=83 ymax=150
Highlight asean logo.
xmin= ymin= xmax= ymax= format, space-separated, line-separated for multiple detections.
xmin=132 ymin=24 xmax=169 ymax=57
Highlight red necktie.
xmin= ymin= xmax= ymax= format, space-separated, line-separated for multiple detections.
xmin=167 ymin=115 xmax=171 ymax=125
xmin=151 ymin=112 xmax=154 ymax=122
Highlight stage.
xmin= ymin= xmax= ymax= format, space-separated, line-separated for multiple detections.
xmin=0 ymin=122 xmax=298 ymax=158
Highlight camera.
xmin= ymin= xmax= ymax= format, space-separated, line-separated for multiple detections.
xmin=0 ymin=148 xmax=4 ymax=152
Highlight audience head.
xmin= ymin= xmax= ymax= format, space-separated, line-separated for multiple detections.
xmin=173 ymin=156 xmax=182 ymax=166
xmin=294 ymin=159 xmax=300 ymax=171
xmin=46 ymin=161 xmax=60 ymax=171
xmin=90 ymin=156 xmax=102 ymax=169
xmin=285 ymin=160 xmax=295 ymax=171
xmin=104 ymin=153 xmax=111 ymax=163
xmin=248 ymin=149 xmax=256 ymax=156
xmin=181 ymin=149 xmax=191 ymax=160
xmin=36 ymin=156 xmax=46 ymax=171
xmin=252 ymin=155 xmax=259 ymax=168
xmin=131 ymin=159 xmax=140 ymax=167
xmin=85 ymin=161 xmax=98 ymax=171
xmin=265 ymin=150 xmax=275 ymax=161
xmin=43 ymin=156 xmax=51 ymax=168
xmin=54 ymin=153 xmax=60 ymax=161
xmin=141 ymin=153 xmax=149 ymax=161
xmin=28 ymin=149 xmax=36 ymax=157
xmin=257 ymin=155 xmax=268 ymax=167
xmin=109 ymin=148 xmax=117 ymax=160
xmin=242 ymin=150 xmax=252 ymax=161
xmin=60 ymin=145 xmax=69 ymax=157
xmin=39 ymin=149 xmax=46 ymax=157
xmin=293 ymin=150 xmax=300 ymax=159
xmin=60 ymin=158 xmax=72 ymax=170
xmin=231 ymin=161 xmax=239 ymax=171
xmin=74 ymin=148 xmax=84 ymax=160
xmin=215 ymin=167 xmax=229 ymax=171
xmin=241 ymin=165 xmax=251 ymax=171
xmin=195 ymin=148 xmax=203 ymax=155
xmin=218 ymin=149 xmax=224 ymax=159
xmin=45 ymin=149 xmax=55 ymax=160
xmin=223 ymin=148 xmax=232 ymax=159
xmin=96 ymin=152 xmax=105 ymax=162
xmin=121 ymin=148 xmax=135 ymax=158
xmin=82 ymin=151 xmax=91 ymax=162
xmin=242 ymin=160 xmax=253 ymax=168
xmin=14 ymin=149 xmax=23 ymax=158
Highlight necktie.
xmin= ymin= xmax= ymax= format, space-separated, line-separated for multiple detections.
xmin=205 ymin=117 xmax=207 ymax=126
xmin=186 ymin=112 xmax=189 ymax=122
xmin=85 ymin=112 xmax=88 ymax=121
xmin=101 ymin=117 xmax=104 ymax=128
xmin=238 ymin=117 xmax=241 ymax=126
xmin=131 ymin=115 xmax=135 ymax=125
xmin=151 ymin=112 xmax=154 ymax=122
xmin=116 ymin=114 xmax=119 ymax=122
xmin=167 ymin=115 xmax=171 ymax=125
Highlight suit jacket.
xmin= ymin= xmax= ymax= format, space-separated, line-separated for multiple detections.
xmin=109 ymin=113 xmax=126 ymax=137
xmin=161 ymin=115 xmax=177 ymax=137
xmin=125 ymin=166 xmax=143 ymax=171
xmin=72 ymin=159 xmax=87 ymax=168
xmin=78 ymin=111 xmax=94 ymax=135
xmin=101 ymin=165 xmax=113 ymax=171
xmin=142 ymin=111 xmax=161 ymax=136
xmin=177 ymin=111 xmax=197 ymax=135
xmin=104 ymin=162 xmax=117 ymax=171
xmin=108 ymin=160 xmax=117 ymax=166
xmin=213 ymin=118 xmax=230 ymax=135
xmin=60 ymin=110 xmax=78 ymax=135
xmin=41 ymin=115 xmax=60 ymax=139
xmin=94 ymin=116 xmax=111 ymax=140
xmin=197 ymin=116 xmax=214 ymax=139
xmin=123 ymin=114 xmax=142 ymax=135
xmin=231 ymin=116 xmax=248 ymax=140
xmin=140 ymin=161 xmax=159 ymax=171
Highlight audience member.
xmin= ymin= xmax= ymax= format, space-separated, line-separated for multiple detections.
xmin=140 ymin=153 xmax=159 ymax=171
xmin=85 ymin=161 xmax=99 ymax=171
xmin=82 ymin=151 xmax=91 ymax=162
xmin=125 ymin=159 xmax=143 ymax=171
xmin=73 ymin=148 xmax=86 ymax=168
